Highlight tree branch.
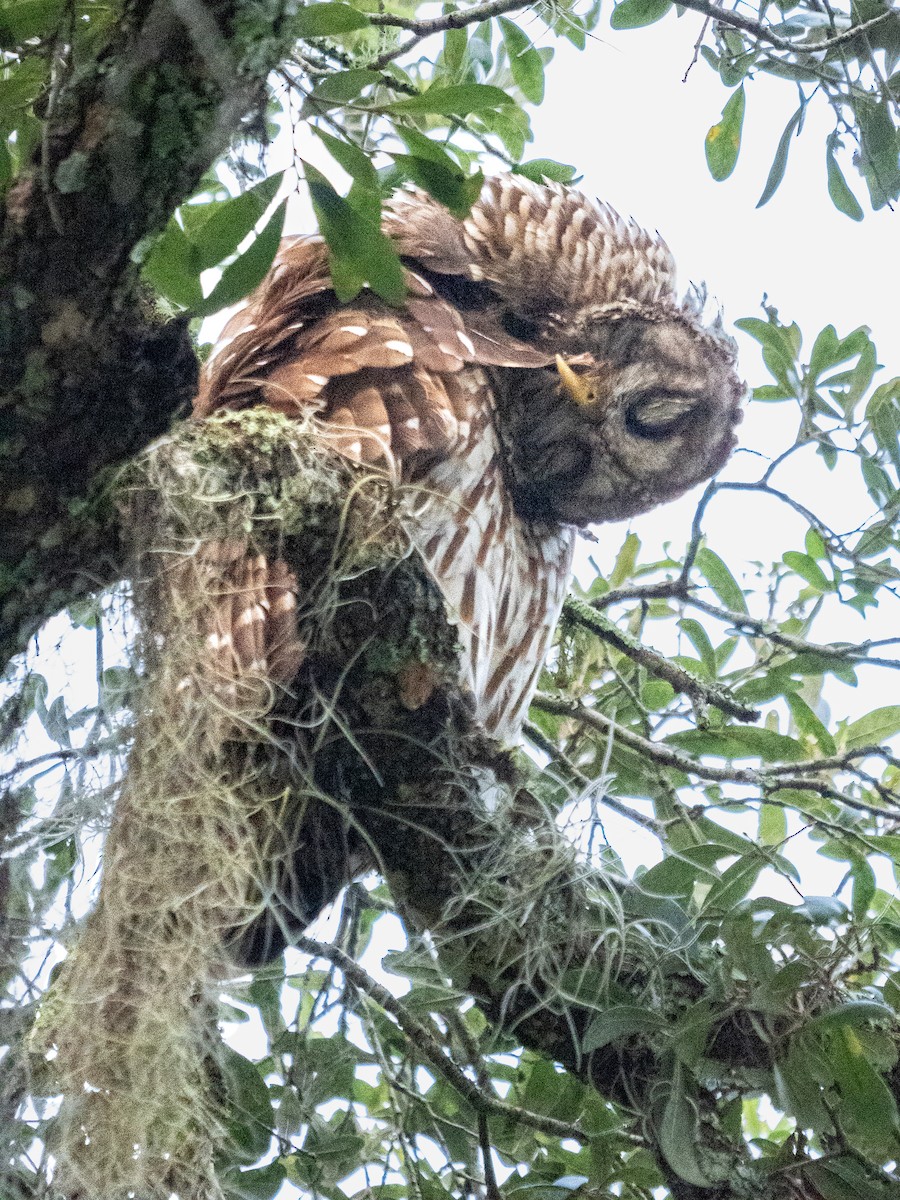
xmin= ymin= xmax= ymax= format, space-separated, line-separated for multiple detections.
xmin=366 ymin=0 xmax=534 ymax=35
xmin=676 ymin=0 xmax=895 ymax=53
xmin=297 ymin=936 xmax=591 ymax=1144
xmin=532 ymin=693 xmax=900 ymax=817
xmin=0 ymin=0 xmax=297 ymax=668
xmin=562 ymin=596 xmax=759 ymax=723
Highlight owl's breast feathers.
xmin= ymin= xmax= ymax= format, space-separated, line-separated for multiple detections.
xmin=193 ymin=175 xmax=741 ymax=739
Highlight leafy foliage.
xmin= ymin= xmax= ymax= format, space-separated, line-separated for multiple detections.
xmin=1 ymin=0 xmax=899 ymax=1198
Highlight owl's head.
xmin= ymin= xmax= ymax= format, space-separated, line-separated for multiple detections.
xmin=498 ymin=302 xmax=745 ymax=527
xmin=387 ymin=174 xmax=745 ymax=526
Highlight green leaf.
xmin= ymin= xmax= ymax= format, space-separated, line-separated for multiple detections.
xmin=0 ymin=56 xmax=47 ymax=113
xmin=679 ymin=619 xmax=717 ymax=676
xmin=485 ymin=103 xmax=532 ymax=161
xmin=392 ymin=129 xmax=483 ymax=217
xmin=638 ymin=856 xmax=702 ymax=898
xmin=786 ymin=693 xmax=836 ymax=755
xmin=705 ymin=85 xmax=745 ymax=181
xmin=783 ymin=550 xmax=832 ymax=592
xmin=641 ymin=678 xmax=676 ymax=709
xmin=0 ymin=0 xmax=65 ymax=46
xmin=141 ymin=221 xmax=203 ymax=309
xmin=499 ymin=17 xmax=545 ymax=104
xmin=658 ymin=1065 xmax=728 ymax=1185
xmin=221 ymin=1046 xmax=275 ymax=1162
xmin=850 ymin=858 xmax=876 ymax=920
xmin=190 ymin=171 xmax=284 ymax=272
xmin=609 ymin=532 xmax=640 ymax=587
xmin=773 ymin=1049 xmax=830 ymax=1130
xmin=757 ymin=103 xmax=803 ymax=207
xmin=695 ymin=547 xmax=747 ymax=613
xmin=220 ymin=1161 xmax=286 ymax=1200
xmin=513 ymin=158 xmax=578 ymax=184
xmin=610 ymin=0 xmax=672 ymax=29
xmin=386 ymin=83 xmax=515 ymax=116
xmin=884 ymin=971 xmax=900 ymax=1012
xmin=294 ymin=2 xmax=372 ymax=38
xmin=304 ymin=162 xmax=405 ymax=304
xmin=842 ymin=705 xmax=900 ymax=750
xmin=582 ymin=1005 xmax=665 ymax=1052
xmin=804 ymin=1160 xmax=889 ymax=1200
xmin=442 ymin=25 xmax=468 ymax=78
xmin=736 ymin=314 xmax=801 ymax=369
xmin=702 ymin=855 xmax=765 ymax=912
xmin=805 ymin=527 xmax=827 ymax=559
xmin=866 ymin=378 xmax=900 ymax=469
xmin=392 ymin=154 xmax=483 ymax=218
xmin=193 ymin=199 xmax=286 ymax=317
xmin=805 ymin=1000 xmax=896 ymax=1033
xmin=305 ymin=68 xmax=380 ymax=106
xmin=40 ymin=696 xmax=70 ymax=746
xmin=759 ymin=803 xmax=787 ymax=845
xmin=313 ymin=127 xmax=378 ymax=190
xmin=826 ymin=135 xmax=864 ymax=220
xmin=669 ymin=726 xmax=806 ymax=763
xmin=857 ymin=97 xmax=900 ymax=209
xmin=828 ymin=1024 xmax=900 ymax=1155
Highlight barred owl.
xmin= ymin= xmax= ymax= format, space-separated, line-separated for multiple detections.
xmin=195 ymin=174 xmax=744 ymax=960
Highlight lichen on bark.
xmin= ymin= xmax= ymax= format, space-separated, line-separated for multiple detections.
xmin=0 ymin=0 xmax=298 ymax=668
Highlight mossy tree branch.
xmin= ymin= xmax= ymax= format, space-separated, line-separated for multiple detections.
xmin=169 ymin=411 xmax=898 ymax=1200
xmin=0 ymin=0 xmax=298 ymax=668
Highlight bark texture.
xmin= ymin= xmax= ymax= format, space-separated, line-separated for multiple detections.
xmin=0 ymin=0 xmax=296 ymax=666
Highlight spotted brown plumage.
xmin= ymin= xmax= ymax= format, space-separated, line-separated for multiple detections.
xmin=194 ymin=175 xmax=744 ymax=961
xmin=196 ymin=174 xmax=743 ymax=741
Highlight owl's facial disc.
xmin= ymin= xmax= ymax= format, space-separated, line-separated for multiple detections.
xmin=529 ymin=318 xmax=744 ymax=525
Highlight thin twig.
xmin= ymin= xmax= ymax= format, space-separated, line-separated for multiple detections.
xmin=367 ymin=0 xmax=534 ymax=69
xmin=297 ymin=937 xmax=590 ymax=1142
xmin=367 ymin=0 xmax=534 ymax=34
xmin=675 ymin=0 xmax=894 ymax=53
xmin=523 ymin=720 xmax=664 ymax=835
xmin=684 ymin=594 xmax=900 ymax=672
xmin=683 ymin=14 xmax=711 ymax=82
xmin=591 ymin=585 xmax=899 ymax=671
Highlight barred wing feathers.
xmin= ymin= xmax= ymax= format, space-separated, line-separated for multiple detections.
xmin=194 ymin=233 xmax=572 ymax=740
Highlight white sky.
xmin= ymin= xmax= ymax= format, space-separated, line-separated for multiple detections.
xmin=530 ymin=19 xmax=899 ymax=362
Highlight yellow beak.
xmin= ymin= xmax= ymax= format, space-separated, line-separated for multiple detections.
xmin=555 ymin=355 xmax=593 ymax=407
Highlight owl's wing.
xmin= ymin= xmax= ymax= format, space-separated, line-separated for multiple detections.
xmin=197 ymin=235 xmax=552 ymax=441
xmin=193 ymin=235 xmax=553 ymax=691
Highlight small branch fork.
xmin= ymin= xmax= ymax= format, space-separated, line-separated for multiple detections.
xmin=367 ymin=0 xmax=534 ymax=34
xmin=669 ymin=0 xmax=895 ymax=53
xmin=350 ymin=0 xmax=895 ymax=54
xmin=296 ymin=936 xmax=589 ymax=1144
xmin=589 ymin=474 xmax=900 ymax=674
xmin=532 ymin=693 xmax=900 ymax=818
xmin=336 ymin=0 xmax=898 ymax=70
